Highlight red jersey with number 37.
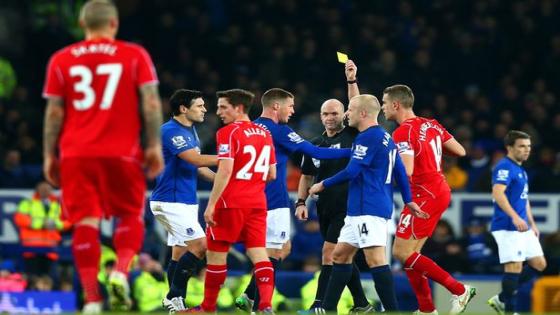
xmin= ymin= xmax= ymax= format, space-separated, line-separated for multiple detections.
xmin=42 ymin=38 xmax=158 ymax=160
xmin=392 ymin=117 xmax=453 ymax=191
xmin=216 ymin=121 xmax=276 ymax=210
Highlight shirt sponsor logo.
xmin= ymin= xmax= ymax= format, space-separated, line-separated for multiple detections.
xmin=496 ymin=169 xmax=509 ymax=181
xmin=287 ymin=132 xmax=304 ymax=144
xmin=171 ymin=135 xmax=187 ymax=148
xmin=353 ymin=144 xmax=368 ymax=159
xmin=219 ymin=144 xmax=230 ymax=154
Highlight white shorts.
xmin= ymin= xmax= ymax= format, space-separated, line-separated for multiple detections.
xmin=491 ymin=229 xmax=544 ymax=264
xmin=149 ymin=201 xmax=205 ymax=246
xmin=338 ymin=215 xmax=388 ymax=248
xmin=266 ymin=207 xmax=291 ymax=249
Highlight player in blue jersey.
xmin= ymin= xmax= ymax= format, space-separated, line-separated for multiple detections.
xmin=305 ymin=94 xmax=425 ymax=313
xmin=235 ymin=88 xmax=352 ymax=312
xmin=149 ymin=89 xmax=217 ymax=313
xmin=487 ymin=130 xmax=547 ymax=315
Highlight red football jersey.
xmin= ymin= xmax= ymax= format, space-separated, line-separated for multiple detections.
xmin=393 ymin=117 xmax=453 ymax=187
xmin=215 ymin=121 xmax=276 ymax=210
xmin=42 ymin=38 xmax=158 ymax=160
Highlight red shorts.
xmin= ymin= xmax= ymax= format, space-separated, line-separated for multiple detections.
xmin=206 ymin=208 xmax=266 ymax=250
xmin=395 ymin=184 xmax=451 ymax=239
xmin=60 ymin=157 xmax=146 ymax=223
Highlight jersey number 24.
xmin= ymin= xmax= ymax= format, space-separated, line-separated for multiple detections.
xmin=236 ymin=145 xmax=271 ymax=181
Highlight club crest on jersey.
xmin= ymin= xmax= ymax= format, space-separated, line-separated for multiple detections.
xmin=171 ymin=135 xmax=187 ymax=148
xmin=353 ymin=144 xmax=368 ymax=159
xmin=496 ymin=169 xmax=509 ymax=181
xmin=219 ymin=144 xmax=230 ymax=154
xmin=287 ymin=132 xmax=304 ymax=144
xmin=312 ymin=158 xmax=320 ymax=168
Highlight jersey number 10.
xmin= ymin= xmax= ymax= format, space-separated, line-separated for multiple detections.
xmin=70 ymin=63 xmax=123 ymax=110
xmin=236 ymin=145 xmax=271 ymax=181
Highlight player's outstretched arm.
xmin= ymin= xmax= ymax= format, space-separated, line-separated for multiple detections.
xmin=345 ymin=60 xmax=360 ymax=100
xmin=43 ymin=97 xmax=64 ymax=187
xmin=178 ymin=149 xmax=218 ymax=167
xmin=140 ymin=84 xmax=164 ymax=179
xmin=443 ymin=138 xmax=466 ymax=157
xmin=198 ymin=167 xmax=215 ymax=182
xmin=298 ymin=141 xmax=351 ymax=159
xmin=492 ymin=184 xmax=528 ymax=232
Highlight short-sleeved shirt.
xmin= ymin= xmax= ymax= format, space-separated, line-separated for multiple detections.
xmin=215 ymin=121 xmax=276 ymax=210
xmin=301 ymin=127 xmax=358 ymax=214
xmin=346 ymin=126 xmax=398 ymax=219
xmin=253 ymin=117 xmax=310 ymax=210
xmin=42 ymin=38 xmax=158 ymax=160
xmin=393 ymin=117 xmax=453 ymax=192
xmin=490 ymin=157 xmax=529 ymax=231
xmin=151 ymin=119 xmax=201 ymax=204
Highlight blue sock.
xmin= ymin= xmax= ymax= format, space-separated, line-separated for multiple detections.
xmin=322 ymin=263 xmax=353 ymax=310
xmin=498 ymin=272 xmax=520 ymax=312
xmin=519 ymin=265 xmax=540 ymax=285
xmin=348 ymin=263 xmax=369 ymax=308
xmin=167 ymin=259 xmax=178 ymax=291
xmin=167 ymin=252 xmax=200 ymax=299
xmin=370 ymin=265 xmax=398 ymax=311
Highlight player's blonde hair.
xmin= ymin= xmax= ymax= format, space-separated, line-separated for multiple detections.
xmin=383 ymin=84 xmax=415 ymax=109
xmin=350 ymin=94 xmax=380 ymax=115
xmin=79 ymin=0 xmax=118 ymax=31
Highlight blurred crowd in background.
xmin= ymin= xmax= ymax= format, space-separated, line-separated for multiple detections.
xmin=1 ymin=0 xmax=560 ymax=307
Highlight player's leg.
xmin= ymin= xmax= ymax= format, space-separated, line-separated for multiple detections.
xmin=403 ymin=237 xmax=436 ymax=313
xmin=60 ymin=158 xmax=104 ymax=311
xmin=200 ymin=245 xmax=229 ymax=312
xmin=243 ymin=208 xmax=275 ymax=312
xmin=308 ymin=241 xmax=336 ymax=309
xmin=321 ymin=242 xmax=358 ymax=311
xmin=104 ymin=158 xmax=146 ymax=310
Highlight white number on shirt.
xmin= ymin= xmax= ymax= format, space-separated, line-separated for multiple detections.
xmin=385 ymin=149 xmax=397 ymax=184
xmin=429 ymin=135 xmax=442 ymax=171
xmin=69 ymin=63 xmax=123 ymax=110
xmin=236 ymin=145 xmax=271 ymax=180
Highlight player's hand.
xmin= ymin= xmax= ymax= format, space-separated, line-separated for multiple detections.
xmin=531 ymin=223 xmax=540 ymax=238
xmin=308 ymin=182 xmax=324 ymax=197
xmin=345 ymin=60 xmax=357 ymax=81
xmin=204 ymin=205 xmax=216 ymax=227
xmin=43 ymin=155 xmax=60 ymax=187
xmin=513 ymin=216 xmax=528 ymax=232
xmin=406 ymin=202 xmax=430 ymax=219
xmin=295 ymin=205 xmax=308 ymax=221
xmin=144 ymin=144 xmax=164 ymax=180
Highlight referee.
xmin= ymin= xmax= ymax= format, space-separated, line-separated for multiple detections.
xmin=295 ymin=99 xmax=373 ymax=313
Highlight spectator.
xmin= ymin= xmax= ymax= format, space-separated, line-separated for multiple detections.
xmin=13 ymin=181 xmax=70 ymax=276
xmin=460 ymin=218 xmax=500 ymax=274
xmin=423 ymin=220 xmax=469 ymax=274
xmin=132 ymin=253 xmax=168 ymax=312
xmin=0 ymin=260 xmax=26 ymax=292
xmin=443 ymin=156 xmax=468 ymax=191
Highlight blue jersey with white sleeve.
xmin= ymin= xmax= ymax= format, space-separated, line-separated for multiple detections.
xmin=490 ymin=157 xmax=529 ymax=231
xmin=151 ymin=119 xmax=200 ymax=204
xmin=253 ymin=117 xmax=351 ymax=209
xmin=323 ymin=126 xmax=412 ymax=218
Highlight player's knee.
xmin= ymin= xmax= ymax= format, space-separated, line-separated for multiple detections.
xmin=190 ymin=238 xmax=207 ymax=259
xmin=531 ymin=257 xmax=547 ymax=272
xmin=332 ymin=251 xmax=352 ymax=264
xmin=392 ymin=243 xmax=410 ymax=263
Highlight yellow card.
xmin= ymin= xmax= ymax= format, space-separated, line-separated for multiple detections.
xmin=337 ymin=51 xmax=348 ymax=63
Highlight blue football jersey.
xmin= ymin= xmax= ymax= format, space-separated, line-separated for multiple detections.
xmin=490 ymin=157 xmax=529 ymax=231
xmin=345 ymin=126 xmax=399 ymax=218
xmin=151 ymin=119 xmax=200 ymax=204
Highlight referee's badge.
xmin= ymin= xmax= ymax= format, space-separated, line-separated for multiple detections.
xmin=312 ymin=158 xmax=320 ymax=168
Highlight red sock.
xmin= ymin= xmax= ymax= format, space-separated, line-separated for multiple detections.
xmin=201 ymin=264 xmax=227 ymax=311
xmin=73 ymin=225 xmax=102 ymax=302
xmin=405 ymin=252 xmax=465 ymax=296
xmin=406 ymin=268 xmax=435 ymax=312
xmin=113 ymin=215 xmax=144 ymax=275
xmin=254 ymin=261 xmax=275 ymax=310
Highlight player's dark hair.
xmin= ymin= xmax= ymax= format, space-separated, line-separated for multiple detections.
xmin=383 ymin=84 xmax=414 ymax=109
xmin=216 ymin=89 xmax=255 ymax=114
xmin=261 ymin=88 xmax=294 ymax=108
xmin=169 ymin=89 xmax=203 ymax=116
xmin=504 ymin=130 xmax=530 ymax=147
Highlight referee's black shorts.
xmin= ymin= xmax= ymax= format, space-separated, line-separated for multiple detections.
xmin=318 ymin=210 xmax=346 ymax=244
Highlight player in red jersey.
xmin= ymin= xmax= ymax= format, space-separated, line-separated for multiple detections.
xmin=188 ymin=89 xmax=276 ymax=314
xmin=42 ymin=1 xmax=163 ymax=313
xmin=345 ymin=61 xmax=475 ymax=314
